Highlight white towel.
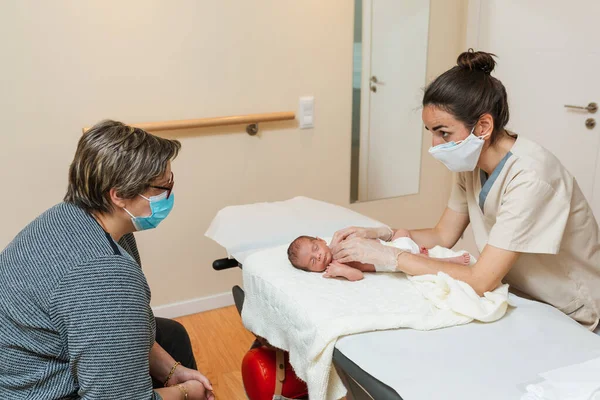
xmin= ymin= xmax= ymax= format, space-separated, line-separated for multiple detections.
xmin=521 ymin=357 xmax=600 ymax=400
xmin=407 ymin=246 xmax=510 ymax=323
xmin=241 ymin=241 xmax=509 ymax=400
xmin=376 ymin=241 xmax=509 ymax=322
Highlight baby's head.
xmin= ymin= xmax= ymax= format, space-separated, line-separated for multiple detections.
xmin=287 ymin=235 xmax=332 ymax=272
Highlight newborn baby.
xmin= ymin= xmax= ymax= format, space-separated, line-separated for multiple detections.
xmin=287 ymin=235 xmax=470 ymax=281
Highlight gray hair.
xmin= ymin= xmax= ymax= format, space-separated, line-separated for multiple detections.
xmin=64 ymin=119 xmax=181 ymax=214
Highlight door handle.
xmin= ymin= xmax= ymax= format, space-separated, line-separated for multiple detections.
xmin=564 ymin=102 xmax=598 ymax=114
xmin=370 ymin=76 xmax=384 ymax=85
xmin=586 ymin=118 xmax=596 ymax=129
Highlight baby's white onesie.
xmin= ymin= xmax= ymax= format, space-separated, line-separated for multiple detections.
xmin=375 ymin=236 xmax=421 ymax=272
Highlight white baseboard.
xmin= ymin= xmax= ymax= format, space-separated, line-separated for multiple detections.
xmin=152 ymin=291 xmax=235 ymax=319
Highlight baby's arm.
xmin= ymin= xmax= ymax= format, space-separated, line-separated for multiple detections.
xmin=347 ymin=261 xmax=375 ymax=272
xmin=324 ymin=262 xmax=365 ymax=281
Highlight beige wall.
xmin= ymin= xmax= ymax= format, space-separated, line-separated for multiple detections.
xmin=0 ymin=0 xmax=467 ymax=307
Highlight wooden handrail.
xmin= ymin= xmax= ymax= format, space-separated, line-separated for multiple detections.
xmin=82 ymin=111 xmax=295 ymax=134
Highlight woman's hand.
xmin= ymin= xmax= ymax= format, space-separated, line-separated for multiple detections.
xmin=330 ymin=226 xmax=393 ymax=248
xmin=331 ymin=237 xmax=401 ymax=271
xmin=182 ymin=380 xmax=214 ymax=400
xmin=170 ymin=366 xmax=214 ymax=398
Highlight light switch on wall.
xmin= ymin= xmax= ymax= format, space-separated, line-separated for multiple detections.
xmin=298 ymin=96 xmax=314 ymax=129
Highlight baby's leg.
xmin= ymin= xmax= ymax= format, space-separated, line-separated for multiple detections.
xmin=419 ymin=252 xmax=470 ymax=266
xmin=391 ymin=228 xmax=412 ymax=241
xmin=324 ymin=262 xmax=364 ymax=281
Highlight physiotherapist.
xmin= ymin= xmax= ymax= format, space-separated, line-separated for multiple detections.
xmin=331 ymin=50 xmax=600 ymax=333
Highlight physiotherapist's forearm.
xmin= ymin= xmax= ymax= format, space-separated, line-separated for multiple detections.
xmin=149 ymin=342 xmax=177 ymax=383
xmin=398 ymin=244 xmax=519 ymax=296
xmin=397 ymin=252 xmax=487 ymax=295
xmin=403 ymin=208 xmax=470 ymax=249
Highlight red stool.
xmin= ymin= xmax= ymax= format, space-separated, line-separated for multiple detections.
xmin=242 ymin=346 xmax=308 ymax=400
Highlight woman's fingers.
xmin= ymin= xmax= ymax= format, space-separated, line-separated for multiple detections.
xmin=331 ymin=244 xmax=347 ymax=258
xmin=331 ymin=227 xmax=355 ymax=247
xmin=332 ymin=237 xmax=357 ymax=257
xmin=199 ymin=376 xmax=213 ymax=391
xmin=335 ymin=256 xmax=353 ymax=264
xmin=331 ymin=228 xmax=350 ymax=244
xmin=332 ymin=248 xmax=346 ymax=260
xmin=330 ymin=241 xmax=341 ymax=255
xmin=333 ymin=247 xmax=358 ymax=263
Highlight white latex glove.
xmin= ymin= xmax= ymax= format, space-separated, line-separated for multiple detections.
xmin=331 ymin=237 xmax=402 ymax=272
xmin=330 ymin=226 xmax=393 ymax=248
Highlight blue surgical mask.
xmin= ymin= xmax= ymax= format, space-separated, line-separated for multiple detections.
xmin=124 ymin=191 xmax=174 ymax=231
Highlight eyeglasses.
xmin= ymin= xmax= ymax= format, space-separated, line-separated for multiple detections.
xmin=150 ymin=171 xmax=174 ymax=199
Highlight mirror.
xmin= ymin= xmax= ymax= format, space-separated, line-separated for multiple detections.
xmin=350 ymin=0 xmax=431 ymax=203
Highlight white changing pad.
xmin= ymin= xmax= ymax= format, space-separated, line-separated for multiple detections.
xmin=241 ymin=241 xmax=509 ymax=400
xmin=205 ymin=196 xmax=386 ymax=264
xmin=335 ymin=295 xmax=600 ymax=399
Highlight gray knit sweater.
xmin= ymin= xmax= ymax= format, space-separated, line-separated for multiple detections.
xmin=0 ymin=203 xmax=161 ymax=399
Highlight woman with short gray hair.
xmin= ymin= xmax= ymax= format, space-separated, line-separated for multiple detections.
xmin=0 ymin=120 xmax=213 ymax=400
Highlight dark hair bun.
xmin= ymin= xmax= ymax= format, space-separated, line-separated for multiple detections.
xmin=457 ymin=49 xmax=496 ymax=74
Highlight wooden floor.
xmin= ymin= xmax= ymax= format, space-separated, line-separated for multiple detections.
xmin=175 ymin=306 xmax=256 ymax=399
xmin=177 ymin=306 xmax=347 ymax=400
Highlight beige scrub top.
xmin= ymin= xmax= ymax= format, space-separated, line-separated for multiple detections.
xmin=448 ymin=135 xmax=600 ymax=330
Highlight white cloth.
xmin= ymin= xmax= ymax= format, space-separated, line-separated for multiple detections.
xmin=382 ymin=240 xmax=510 ymax=322
xmin=241 ymin=240 xmax=510 ymax=400
xmin=521 ymin=357 xmax=600 ymax=400
xmin=204 ymin=196 xmax=386 ymax=264
xmin=374 ymin=237 xmax=421 ymax=271
xmin=382 ymin=236 xmax=421 ymax=254
xmin=408 ymin=246 xmax=510 ymax=323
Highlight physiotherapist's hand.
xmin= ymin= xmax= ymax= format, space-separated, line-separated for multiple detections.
xmin=171 ymin=366 xmax=214 ymax=398
xmin=330 ymin=226 xmax=393 ymax=248
xmin=332 ymin=237 xmax=401 ymax=270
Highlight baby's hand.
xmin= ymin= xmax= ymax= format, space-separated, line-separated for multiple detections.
xmin=323 ymin=261 xmax=364 ymax=281
xmin=323 ymin=261 xmax=345 ymax=277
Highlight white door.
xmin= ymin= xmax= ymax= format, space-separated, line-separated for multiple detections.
xmin=470 ymin=0 xmax=600 ymax=218
xmin=358 ymin=0 xmax=430 ymax=201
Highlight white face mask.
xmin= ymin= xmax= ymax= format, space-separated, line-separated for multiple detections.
xmin=428 ymin=127 xmax=490 ymax=172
